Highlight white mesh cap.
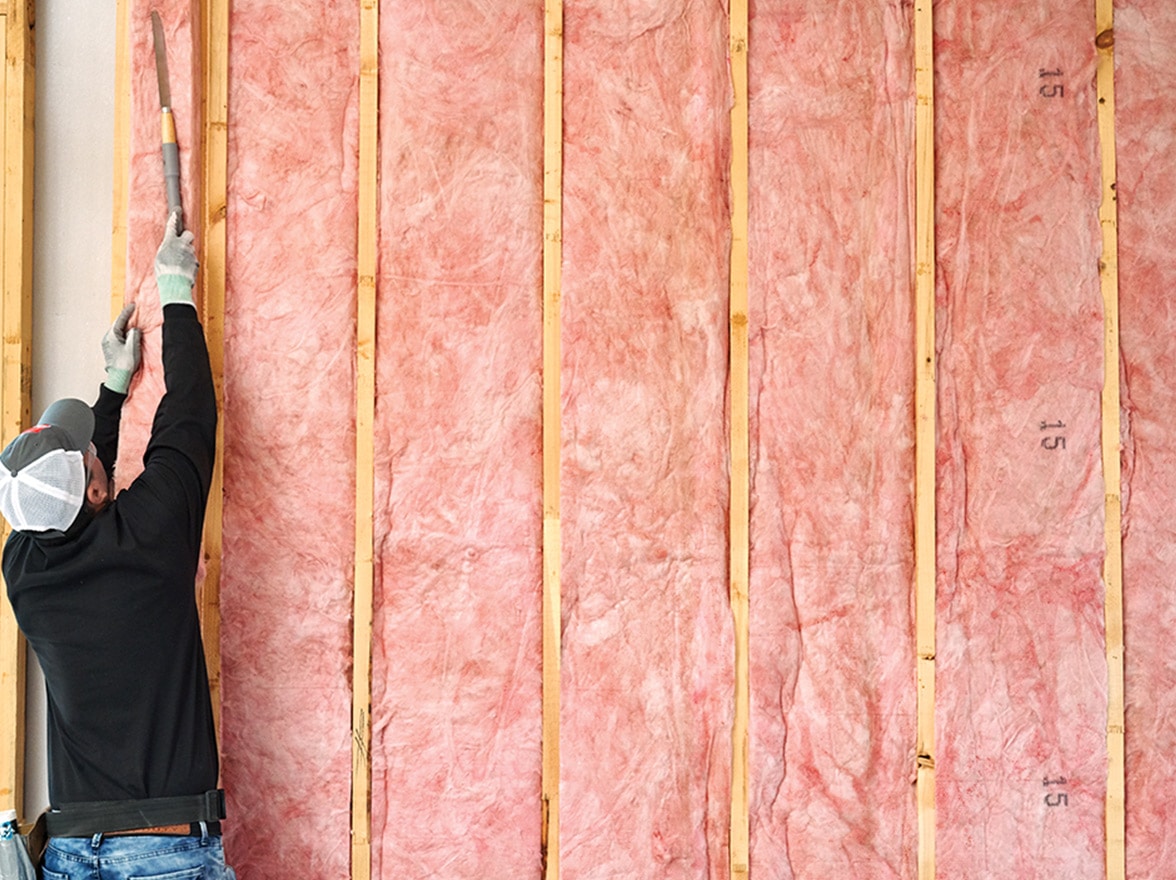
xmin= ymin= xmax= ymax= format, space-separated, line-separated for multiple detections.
xmin=0 ymin=446 xmax=86 ymax=532
xmin=0 ymin=398 xmax=94 ymax=533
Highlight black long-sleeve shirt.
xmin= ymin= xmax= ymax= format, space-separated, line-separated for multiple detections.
xmin=5 ymin=305 xmax=219 ymax=806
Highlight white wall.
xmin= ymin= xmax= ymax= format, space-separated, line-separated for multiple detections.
xmin=23 ymin=0 xmax=116 ymax=818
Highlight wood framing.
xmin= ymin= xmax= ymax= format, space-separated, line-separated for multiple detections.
xmin=1094 ymin=5 xmax=1125 ymax=878
xmin=198 ymin=0 xmax=230 ymax=740
xmin=351 ymin=1 xmax=378 ymax=878
xmin=913 ymin=1 xmax=937 ymax=877
xmin=727 ymin=2 xmax=750 ymax=878
xmin=0 ymin=0 xmax=34 ymax=820
xmin=541 ymin=2 xmax=562 ymax=877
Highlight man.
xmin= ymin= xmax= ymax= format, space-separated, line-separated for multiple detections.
xmin=0 ymin=214 xmax=234 ymax=879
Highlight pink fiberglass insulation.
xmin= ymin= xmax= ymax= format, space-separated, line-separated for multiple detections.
xmin=746 ymin=3 xmax=917 ymax=877
xmin=117 ymin=0 xmax=200 ymax=488
xmin=110 ymin=2 xmax=1176 ymax=877
xmin=1117 ymin=3 xmax=1176 ymax=875
xmin=217 ymin=2 xmax=359 ymax=877
xmin=370 ymin=5 xmax=544 ymax=877
xmin=934 ymin=3 xmax=1107 ymax=876
xmin=559 ymin=2 xmax=731 ymax=876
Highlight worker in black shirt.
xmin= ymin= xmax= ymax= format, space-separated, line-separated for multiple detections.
xmin=0 ymin=213 xmax=234 ymax=879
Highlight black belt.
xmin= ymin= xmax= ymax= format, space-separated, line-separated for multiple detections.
xmin=45 ymin=790 xmax=226 ymax=838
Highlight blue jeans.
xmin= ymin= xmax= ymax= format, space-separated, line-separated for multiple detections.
xmin=42 ymin=823 xmax=235 ymax=880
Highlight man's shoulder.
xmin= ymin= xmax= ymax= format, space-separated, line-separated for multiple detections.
xmin=3 ymin=527 xmax=36 ymax=568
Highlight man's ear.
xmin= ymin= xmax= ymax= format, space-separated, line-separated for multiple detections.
xmin=85 ymin=478 xmax=105 ymax=508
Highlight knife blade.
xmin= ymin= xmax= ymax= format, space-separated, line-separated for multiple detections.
xmin=151 ymin=11 xmax=171 ymax=110
xmin=151 ymin=11 xmax=183 ymax=232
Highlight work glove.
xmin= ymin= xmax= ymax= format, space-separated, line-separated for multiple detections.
xmin=154 ymin=210 xmax=198 ymax=307
xmin=102 ymin=302 xmax=141 ymax=394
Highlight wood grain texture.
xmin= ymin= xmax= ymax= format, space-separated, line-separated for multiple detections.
xmin=0 ymin=0 xmax=33 ymax=819
xmin=729 ymin=1 xmax=749 ymax=878
xmin=1094 ymin=1 xmax=1124 ymax=876
xmin=198 ymin=0 xmax=230 ymax=759
xmin=542 ymin=2 xmax=562 ymax=878
xmin=352 ymin=2 xmax=379 ymax=878
xmin=914 ymin=2 xmax=936 ymax=877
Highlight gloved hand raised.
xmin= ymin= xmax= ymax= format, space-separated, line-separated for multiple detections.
xmin=101 ymin=302 xmax=141 ymax=394
xmin=154 ymin=210 xmax=198 ymax=307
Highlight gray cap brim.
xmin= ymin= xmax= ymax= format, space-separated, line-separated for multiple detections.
xmin=37 ymin=398 xmax=94 ymax=452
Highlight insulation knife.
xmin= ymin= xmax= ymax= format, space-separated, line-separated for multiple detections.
xmin=151 ymin=11 xmax=183 ymax=233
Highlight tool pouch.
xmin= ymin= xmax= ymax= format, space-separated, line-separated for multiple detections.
xmin=25 ymin=811 xmax=46 ymax=870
